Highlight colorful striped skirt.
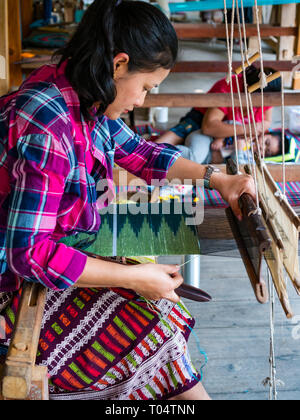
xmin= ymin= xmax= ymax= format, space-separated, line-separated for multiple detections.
xmin=1 ymin=285 xmax=201 ymax=400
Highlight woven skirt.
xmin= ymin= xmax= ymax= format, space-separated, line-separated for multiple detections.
xmin=1 ymin=285 xmax=201 ymax=400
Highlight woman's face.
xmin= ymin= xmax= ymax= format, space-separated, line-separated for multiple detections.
xmin=104 ymin=54 xmax=170 ymax=120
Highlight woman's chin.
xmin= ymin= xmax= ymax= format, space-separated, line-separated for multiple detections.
xmin=104 ymin=111 xmax=121 ymax=120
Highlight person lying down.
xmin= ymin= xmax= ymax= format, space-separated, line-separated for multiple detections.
xmin=210 ymin=130 xmax=300 ymax=165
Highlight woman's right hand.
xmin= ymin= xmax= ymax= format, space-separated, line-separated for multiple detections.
xmin=210 ymin=171 xmax=256 ymax=221
xmin=126 ymin=263 xmax=184 ymax=303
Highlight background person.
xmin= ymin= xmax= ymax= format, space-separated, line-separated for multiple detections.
xmin=210 ymin=131 xmax=292 ymax=164
xmin=155 ymin=65 xmax=281 ymax=164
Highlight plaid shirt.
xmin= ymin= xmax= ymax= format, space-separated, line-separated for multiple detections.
xmin=0 ymin=63 xmax=180 ymax=292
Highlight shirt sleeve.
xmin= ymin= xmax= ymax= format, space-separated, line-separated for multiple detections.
xmin=5 ymin=134 xmax=87 ymax=290
xmin=107 ymin=118 xmax=182 ymax=184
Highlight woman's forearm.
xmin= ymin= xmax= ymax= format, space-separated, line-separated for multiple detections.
xmin=166 ymin=156 xmax=256 ymax=220
xmin=166 ymin=157 xmax=206 ymax=183
xmin=166 ymin=157 xmax=223 ymax=190
xmin=74 ymin=256 xmax=184 ymax=303
xmin=75 ymin=256 xmax=132 ymax=288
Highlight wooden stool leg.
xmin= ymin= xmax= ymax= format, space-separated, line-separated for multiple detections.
xmin=0 ymin=283 xmax=47 ymax=400
xmin=0 ymin=0 xmax=9 ymax=96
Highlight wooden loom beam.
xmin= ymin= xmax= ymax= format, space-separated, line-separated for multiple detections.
xmin=143 ymin=92 xmax=300 ymax=108
xmin=173 ymin=23 xmax=298 ymax=39
xmin=225 ymin=158 xmax=271 ymax=303
xmin=172 ymin=60 xmax=298 ymax=73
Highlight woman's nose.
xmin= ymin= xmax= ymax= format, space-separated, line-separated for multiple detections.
xmin=134 ymin=91 xmax=147 ymax=108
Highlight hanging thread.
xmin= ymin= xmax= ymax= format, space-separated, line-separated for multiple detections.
xmin=262 ymin=269 xmax=285 ymax=400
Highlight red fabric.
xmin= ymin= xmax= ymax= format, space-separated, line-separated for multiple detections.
xmin=195 ymin=73 xmax=271 ymax=123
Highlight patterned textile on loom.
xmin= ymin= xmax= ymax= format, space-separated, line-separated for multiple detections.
xmin=60 ymin=182 xmax=300 ymax=257
xmin=61 ymin=200 xmax=201 ymax=257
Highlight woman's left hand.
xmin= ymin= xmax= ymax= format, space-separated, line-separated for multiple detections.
xmin=210 ymin=171 xmax=256 ymax=220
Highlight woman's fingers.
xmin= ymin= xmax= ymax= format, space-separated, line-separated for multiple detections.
xmin=230 ymin=196 xmax=243 ymax=221
xmin=217 ymin=173 xmax=256 ymax=221
xmin=161 ymin=265 xmax=184 ymax=303
xmin=164 ymin=265 xmax=183 ymax=284
xmin=228 ymin=174 xmax=256 ymax=220
xmin=165 ymin=290 xmax=181 ymax=304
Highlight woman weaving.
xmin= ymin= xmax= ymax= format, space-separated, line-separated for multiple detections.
xmin=0 ymin=0 xmax=255 ymax=400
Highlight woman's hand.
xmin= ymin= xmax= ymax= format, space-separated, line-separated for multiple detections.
xmin=210 ymin=138 xmax=225 ymax=151
xmin=126 ymin=263 xmax=184 ymax=303
xmin=210 ymin=171 xmax=256 ymax=220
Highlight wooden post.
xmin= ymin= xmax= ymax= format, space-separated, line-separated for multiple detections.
xmin=278 ymin=3 xmax=297 ymax=87
xmin=248 ymin=6 xmax=263 ymax=56
xmin=293 ymin=4 xmax=300 ymax=90
xmin=20 ymin=0 xmax=33 ymax=39
xmin=0 ymin=0 xmax=9 ymax=96
xmin=8 ymin=0 xmax=23 ymax=89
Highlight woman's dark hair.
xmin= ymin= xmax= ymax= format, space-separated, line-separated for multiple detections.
xmin=55 ymin=0 xmax=178 ymax=120
xmin=245 ymin=65 xmax=282 ymax=93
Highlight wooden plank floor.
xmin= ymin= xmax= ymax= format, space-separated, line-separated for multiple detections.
xmin=158 ymin=255 xmax=300 ymax=400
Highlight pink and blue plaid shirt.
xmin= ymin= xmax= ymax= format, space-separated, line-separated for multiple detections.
xmin=0 ymin=63 xmax=180 ymax=292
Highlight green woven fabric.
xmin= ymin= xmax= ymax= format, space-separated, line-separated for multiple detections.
xmin=61 ymin=202 xmax=200 ymax=257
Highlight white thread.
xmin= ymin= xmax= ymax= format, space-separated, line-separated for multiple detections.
xmin=229 ymin=0 xmax=286 ymax=400
xmin=261 ymin=270 xmax=284 ymax=400
xmin=281 ymin=73 xmax=286 ymax=197
xmin=224 ymin=0 xmax=240 ymax=171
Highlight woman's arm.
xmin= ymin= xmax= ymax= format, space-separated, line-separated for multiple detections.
xmin=75 ymin=257 xmax=183 ymax=303
xmin=6 ymin=134 xmax=88 ymax=290
xmin=166 ymin=156 xmax=256 ymax=220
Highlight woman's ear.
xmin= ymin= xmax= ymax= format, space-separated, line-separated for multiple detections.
xmin=113 ymin=53 xmax=130 ymax=79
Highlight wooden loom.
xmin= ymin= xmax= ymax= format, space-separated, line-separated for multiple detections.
xmin=226 ymin=158 xmax=271 ymax=304
xmin=225 ymin=156 xmax=300 ymax=319
xmin=153 ymin=3 xmax=300 ymax=319
xmin=218 ymin=6 xmax=300 ymax=318
xmin=253 ymin=157 xmax=300 ymax=318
